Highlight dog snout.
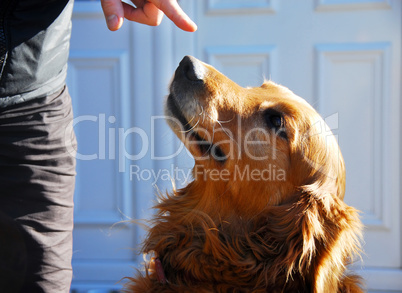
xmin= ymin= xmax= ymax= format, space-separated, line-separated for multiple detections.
xmin=177 ymin=56 xmax=205 ymax=82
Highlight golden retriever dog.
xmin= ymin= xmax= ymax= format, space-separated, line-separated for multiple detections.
xmin=125 ymin=56 xmax=363 ymax=292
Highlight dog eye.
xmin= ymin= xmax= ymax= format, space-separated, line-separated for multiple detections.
xmin=264 ymin=109 xmax=287 ymax=139
xmin=264 ymin=109 xmax=284 ymax=129
xmin=270 ymin=115 xmax=283 ymax=128
xmin=211 ymin=145 xmax=227 ymax=163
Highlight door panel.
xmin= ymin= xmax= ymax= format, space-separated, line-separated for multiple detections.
xmin=68 ymin=3 xmax=154 ymax=291
xmin=69 ymin=0 xmax=402 ymax=291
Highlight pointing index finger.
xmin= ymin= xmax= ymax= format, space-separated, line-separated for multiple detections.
xmin=151 ymin=0 xmax=197 ymax=32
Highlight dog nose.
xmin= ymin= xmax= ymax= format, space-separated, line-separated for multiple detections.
xmin=179 ymin=56 xmax=205 ymax=82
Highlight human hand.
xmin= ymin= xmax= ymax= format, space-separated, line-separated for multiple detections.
xmin=100 ymin=0 xmax=197 ymax=32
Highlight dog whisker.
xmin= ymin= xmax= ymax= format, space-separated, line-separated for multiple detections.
xmin=216 ymin=116 xmax=236 ymax=124
xmin=179 ymin=117 xmax=200 ymax=134
xmin=198 ymin=106 xmax=204 ymax=117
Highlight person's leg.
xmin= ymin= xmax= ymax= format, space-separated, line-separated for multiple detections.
xmin=0 ymin=86 xmax=76 ymax=293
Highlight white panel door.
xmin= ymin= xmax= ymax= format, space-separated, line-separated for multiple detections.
xmin=68 ymin=0 xmax=401 ymax=292
xmin=67 ymin=2 xmax=163 ymax=291
xmin=174 ymin=0 xmax=402 ymax=292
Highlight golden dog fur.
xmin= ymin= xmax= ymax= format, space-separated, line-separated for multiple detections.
xmin=125 ymin=56 xmax=363 ymax=292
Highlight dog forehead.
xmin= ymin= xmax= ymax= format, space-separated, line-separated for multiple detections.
xmin=261 ymin=81 xmax=307 ymax=102
xmin=248 ymin=81 xmax=311 ymax=113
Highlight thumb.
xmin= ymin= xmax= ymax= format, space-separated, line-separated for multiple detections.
xmin=101 ymin=0 xmax=125 ymax=31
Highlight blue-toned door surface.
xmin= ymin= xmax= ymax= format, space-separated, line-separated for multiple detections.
xmin=69 ymin=1 xmax=401 ymax=292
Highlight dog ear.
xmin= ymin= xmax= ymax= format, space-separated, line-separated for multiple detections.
xmin=298 ymin=184 xmax=363 ymax=292
xmin=289 ymin=110 xmax=346 ymax=201
xmin=254 ymin=186 xmax=359 ymax=291
xmin=285 ymin=116 xmax=363 ymax=291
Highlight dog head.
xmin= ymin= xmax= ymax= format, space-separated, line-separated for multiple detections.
xmin=125 ymin=56 xmax=362 ymax=293
xmin=165 ymin=56 xmax=345 ymax=219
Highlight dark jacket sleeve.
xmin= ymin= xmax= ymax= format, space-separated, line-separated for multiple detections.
xmin=0 ymin=0 xmax=73 ymax=107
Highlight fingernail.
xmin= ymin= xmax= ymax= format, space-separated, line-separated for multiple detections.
xmin=107 ymin=15 xmax=120 ymax=31
xmin=186 ymin=17 xmax=198 ymax=32
xmin=187 ymin=21 xmax=198 ymax=32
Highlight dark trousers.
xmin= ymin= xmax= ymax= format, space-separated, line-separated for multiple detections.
xmin=0 ymin=86 xmax=76 ymax=293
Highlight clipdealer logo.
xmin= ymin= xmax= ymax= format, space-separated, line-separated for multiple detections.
xmin=64 ymin=114 xmax=187 ymax=172
xmin=64 ymin=114 xmax=283 ymax=173
xmin=64 ymin=113 xmax=340 ymax=182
